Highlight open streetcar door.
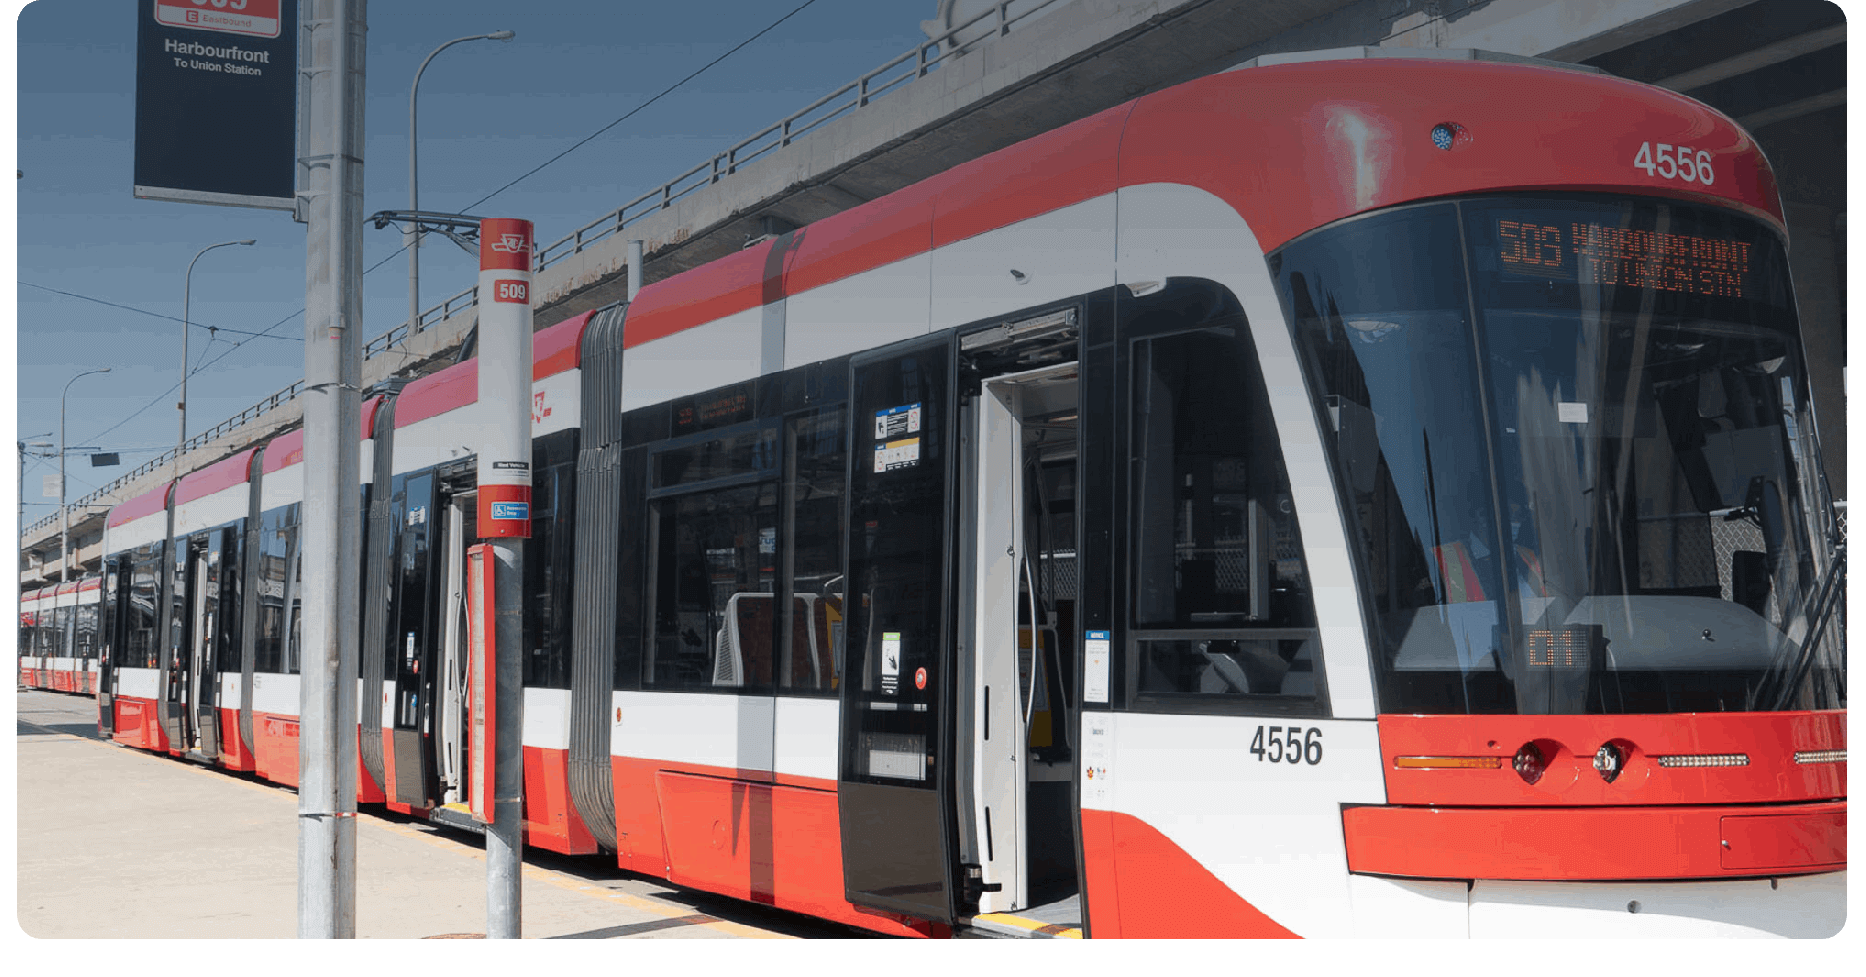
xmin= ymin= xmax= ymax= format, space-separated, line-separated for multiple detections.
xmin=837 ymin=336 xmax=963 ymax=924
xmin=389 ymin=471 xmax=442 ymax=807
xmin=159 ymin=533 xmax=199 ymax=753
xmin=98 ymin=558 xmax=123 ymax=734
xmin=185 ymin=528 xmax=228 ymax=761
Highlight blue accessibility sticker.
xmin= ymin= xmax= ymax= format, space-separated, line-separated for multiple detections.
xmin=490 ymin=502 xmax=530 ymax=521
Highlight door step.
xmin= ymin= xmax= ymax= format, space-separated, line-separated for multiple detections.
xmin=182 ymin=750 xmax=218 ymax=767
xmin=961 ymin=893 xmax=1083 ymax=938
xmin=429 ymin=802 xmax=486 ymax=834
xmin=960 ymin=911 xmax=1083 ymax=939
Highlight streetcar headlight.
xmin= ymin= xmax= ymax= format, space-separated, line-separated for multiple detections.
xmin=1513 ymin=741 xmax=1548 ymax=784
xmin=1430 ymin=121 xmax=1469 ymax=151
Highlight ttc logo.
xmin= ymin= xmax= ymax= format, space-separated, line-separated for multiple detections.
xmin=532 ymin=391 xmax=553 ymax=425
xmin=494 ymin=279 xmax=529 ymax=304
xmin=489 ymin=233 xmax=529 ymax=253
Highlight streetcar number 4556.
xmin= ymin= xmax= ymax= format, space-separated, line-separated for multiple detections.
xmin=1633 ymin=142 xmax=1714 ymax=186
xmin=1250 ymin=725 xmax=1323 ymax=765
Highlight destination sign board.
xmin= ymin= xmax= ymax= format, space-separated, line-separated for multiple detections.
xmin=134 ymin=0 xmax=297 ymax=210
xmin=1497 ymin=219 xmax=1754 ymax=298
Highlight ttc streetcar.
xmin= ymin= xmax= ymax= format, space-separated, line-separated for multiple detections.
xmin=94 ymin=48 xmax=1845 ymax=938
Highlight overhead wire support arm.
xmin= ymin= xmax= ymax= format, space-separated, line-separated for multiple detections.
xmin=369 ymin=210 xmax=486 ymax=255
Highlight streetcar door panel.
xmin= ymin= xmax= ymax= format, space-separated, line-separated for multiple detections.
xmin=161 ymin=535 xmax=199 ymax=751
xmin=98 ymin=560 xmax=122 ymax=734
xmin=390 ymin=472 xmax=441 ymax=807
xmin=837 ymin=336 xmax=961 ymax=924
xmin=961 ymin=362 xmax=1082 ymax=916
xmin=188 ymin=530 xmax=225 ymax=759
xmin=437 ymin=489 xmax=476 ymax=807
xmin=958 ymin=378 xmax=1027 ymax=913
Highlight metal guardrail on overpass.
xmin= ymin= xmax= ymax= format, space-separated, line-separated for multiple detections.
xmin=28 ymin=0 xmax=1068 ymax=539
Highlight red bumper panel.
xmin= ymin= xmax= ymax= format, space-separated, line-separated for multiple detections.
xmin=1343 ymin=801 xmax=1845 ymax=880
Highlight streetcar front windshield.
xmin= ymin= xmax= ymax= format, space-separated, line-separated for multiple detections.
xmin=1274 ymin=195 xmax=1844 ymax=715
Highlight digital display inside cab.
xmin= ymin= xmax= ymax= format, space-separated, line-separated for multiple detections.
xmin=1497 ymin=219 xmax=1754 ymax=298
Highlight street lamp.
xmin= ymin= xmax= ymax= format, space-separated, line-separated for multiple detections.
xmin=178 ymin=239 xmax=255 ymax=474
xmin=409 ymin=30 xmax=515 ymax=339
xmin=61 ymin=367 xmax=111 ymax=582
xmin=17 ymin=434 xmax=51 ymax=678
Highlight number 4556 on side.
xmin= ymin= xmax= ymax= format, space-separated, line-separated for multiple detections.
xmin=1633 ymin=141 xmax=1715 ymax=185
xmin=1250 ymin=725 xmax=1324 ymax=765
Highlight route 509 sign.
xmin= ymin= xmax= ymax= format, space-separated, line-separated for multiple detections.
xmin=154 ymin=0 xmax=283 ymax=40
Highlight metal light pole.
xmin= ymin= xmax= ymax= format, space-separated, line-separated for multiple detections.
xmin=408 ymin=30 xmax=514 ymax=338
xmin=299 ymin=0 xmax=367 ymax=939
xmin=17 ymin=434 xmax=52 ymax=686
xmin=60 ymin=368 xmax=111 ymax=582
xmin=179 ymin=239 xmax=255 ymax=474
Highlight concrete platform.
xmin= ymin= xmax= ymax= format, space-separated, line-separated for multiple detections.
xmin=14 ymin=690 xmax=863 ymax=940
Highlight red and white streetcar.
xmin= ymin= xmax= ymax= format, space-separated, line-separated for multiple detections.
xmin=97 ymin=48 xmax=1844 ymax=937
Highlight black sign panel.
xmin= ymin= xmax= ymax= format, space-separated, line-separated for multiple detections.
xmin=134 ymin=0 xmax=297 ymax=210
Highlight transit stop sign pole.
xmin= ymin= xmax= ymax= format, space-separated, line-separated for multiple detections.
xmin=298 ymin=0 xmax=364 ymax=940
xmin=477 ymin=217 xmax=532 ymax=939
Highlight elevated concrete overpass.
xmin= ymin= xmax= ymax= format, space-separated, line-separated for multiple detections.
xmin=22 ymin=0 xmax=1846 ymax=585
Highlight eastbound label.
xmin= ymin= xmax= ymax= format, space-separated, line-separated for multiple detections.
xmin=155 ymin=0 xmax=283 ymax=39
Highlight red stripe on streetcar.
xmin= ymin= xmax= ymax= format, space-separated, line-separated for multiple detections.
xmin=107 ymin=482 xmax=173 ymax=527
xmin=626 ymin=242 xmax=783 ymax=349
xmin=605 ymin=754 xmax=930 ymax=938
xmin=262 ymin=429 xmax=304 ymax=474
xmin=782 ymin=187 xmax=936 ymax=298
xmin=1377 ymin=712 xmax=1846 ymax=807
xmin=1343 ymin=801 xmax=1845 ymax=880
xmin=174 ymin=447 xmax=259 ymax=506
xmin=532 ymin=310 xmax=592 ymax=380
xmin=360 ymin=394 xmax=383 ymax=441
xmin=1084 ymin=810 xmax=1299 ymax=938
xmin=929 ymin=103 xmax=1128 ymax=248
xmin=520 ymin=745 xmax=598 ymax=854
xmin=392 ymin=314 xmax=590 ymax=429
xmin=397 ymin=360 xmax=478 ymax=429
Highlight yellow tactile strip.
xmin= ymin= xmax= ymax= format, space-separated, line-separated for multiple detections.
xmin=967 ymin=911 xmax=1084 ymax=939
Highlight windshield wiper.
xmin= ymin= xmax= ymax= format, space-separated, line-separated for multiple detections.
xmin=1765 ymin=540 xmax=1846 ymax=712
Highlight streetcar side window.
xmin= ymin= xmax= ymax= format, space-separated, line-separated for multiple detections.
xmin=523 ymin=430 xmax=578 ymax=689
xmin=638 ymin=395 xmax=850 ymax=696
xmin=124 ymin=544 xmax=162 ymax=669
xmin=780 ymin=407 xmax=846 ymax=693
xmin=1125 ymin=288 xmax=1323 ymax=709
xmin=644 ymin=424 xmax=782 ymax=692
xmin=53 ymin=605 xmax=73 ymax=658
xmin=254 ymin=505 xmax=300 ymax=674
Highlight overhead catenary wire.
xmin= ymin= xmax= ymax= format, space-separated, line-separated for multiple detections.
xmin=361 ymin=4 xmax=823 ymax=273
xmin=77 ymin=305 xmax=306 ymax=448
xmin=56 ymin=1 xmax=823 ymax=459
xmin=459 ymin=0 xmax=824 ymax=213
xmin=22 ymin=281 xmax=304 ymax=341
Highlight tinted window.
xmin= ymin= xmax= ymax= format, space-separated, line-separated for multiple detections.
xmin=523 ymin=431 xmax=578 ymax=689
xmin=780 ymin=408 xmax=845 ymax=692
xmin=1124 ymin=283 xmax=1323 ymax=711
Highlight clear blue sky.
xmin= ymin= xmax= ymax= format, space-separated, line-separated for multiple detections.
xmin=11 ymin=0 xmax=934 ymax=518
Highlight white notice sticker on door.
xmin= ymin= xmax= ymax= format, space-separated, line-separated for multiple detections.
xmin=881 ymin=632 xmax=901 ymax=695
xmin=1558 ymin=401 xmax=1589 ymax=424
xmin=1083 ymin=713 xmax=1113 ymax=806
xmin=1083 ymin=630 xmax=1110 ymax=704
